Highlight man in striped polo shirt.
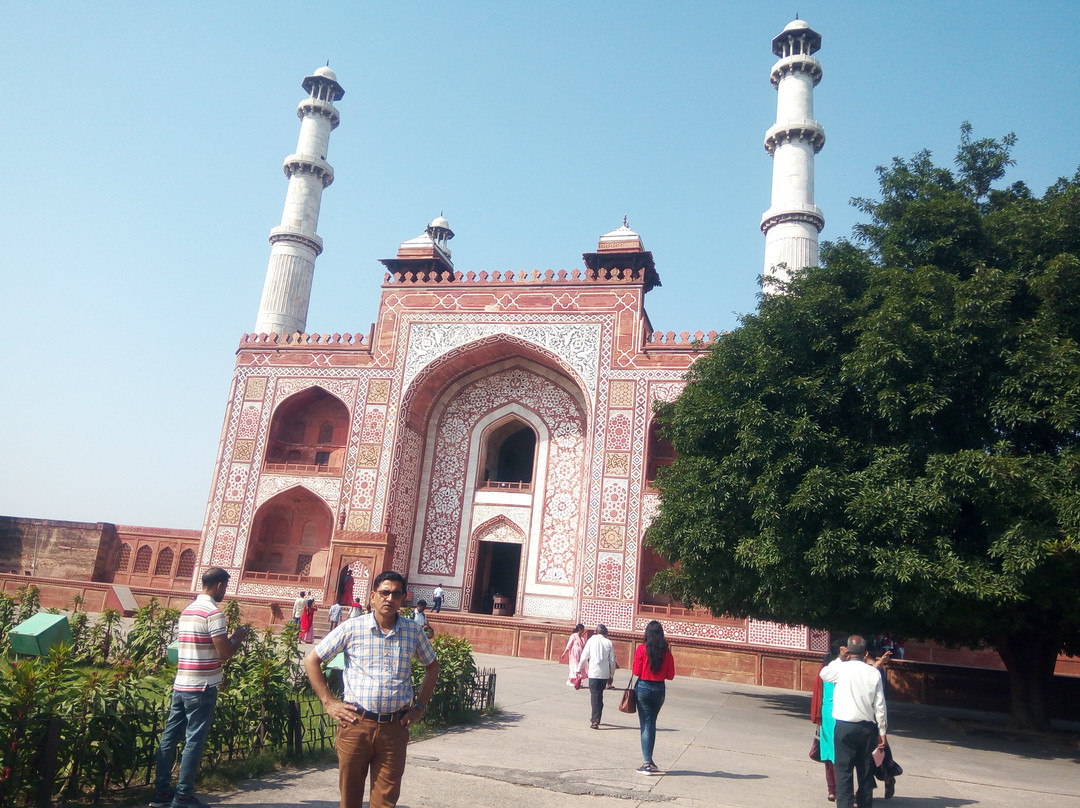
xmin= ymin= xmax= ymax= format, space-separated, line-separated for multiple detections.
xmin=305 ymin=570 xmax=439 ymax=808
xmin=151 ymin=567 xmax=250 ymax=808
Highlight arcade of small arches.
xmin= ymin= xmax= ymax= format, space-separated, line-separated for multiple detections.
xmin=114 ymin=543 xmax=197 ymax=583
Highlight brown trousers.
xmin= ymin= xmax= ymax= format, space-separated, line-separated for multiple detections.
xmin=336 ymin=717 xmax=409 ymax=808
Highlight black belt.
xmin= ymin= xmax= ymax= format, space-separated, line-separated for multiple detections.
xmin=348 ymin=705 xmax=409 ymax=724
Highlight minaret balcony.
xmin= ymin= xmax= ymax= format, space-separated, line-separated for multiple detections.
xmin=770 ymin=54 xmax=822 ymax=87
xmin=282 ymin=153 xmax=335 ymax=187
xmin=269 ymin=225 xmax=324 ymax=255
xmin=296 ymin=98 xmax=341 ymax=129
xmin=760 ymin=203 xmax=825 ymax=234
xmin=763 ymin=120 xmax=825 ymax=155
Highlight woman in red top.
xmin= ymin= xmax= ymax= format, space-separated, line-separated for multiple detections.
xmin=632 ymin=620 xmax=675 ymax=775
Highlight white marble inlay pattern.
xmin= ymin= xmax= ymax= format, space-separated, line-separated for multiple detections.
xmin=404 ymin=321 xmax=602 ymax=398
xmin=255 ymin=476 xmax=342 ymax=509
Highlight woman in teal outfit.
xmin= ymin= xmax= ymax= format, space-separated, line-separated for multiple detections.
xmin=810 ymin=644 xmax=840 ymax=800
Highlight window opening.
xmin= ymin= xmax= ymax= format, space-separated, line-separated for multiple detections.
xmin=480 ymin=420 xmax=536 ymax=491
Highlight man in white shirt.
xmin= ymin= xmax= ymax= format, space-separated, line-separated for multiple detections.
xmin=578 ymin=624 xmax=617 ymax=729
xmin=432 ymin=584 xmax=444 ymax=613
xmin=820 ymin=635 xmax=888 ymax=808
xmin=292 ymin=591 xmax=308 ymax=626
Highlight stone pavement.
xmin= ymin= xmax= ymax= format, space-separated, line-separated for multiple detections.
xmin=208 ymin=653 xmax=1080 ymax=808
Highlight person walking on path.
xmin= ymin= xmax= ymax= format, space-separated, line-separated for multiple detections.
xmin=560 ymin=623 xmax=587 ymax=688
xmin=304 ymin=570 xmax=439 ymax=808
xmin=292 ymin=591 xmax=307 ymax=626
xmin=150 ymin=567 xmax=250 ymax=808
xmin=299 ymin=599 xmax=316 ymax=643
xmin=432 ymin=583 xmax=444 ymax=613
xmin=811 ymin=643 xmax=841 ymax=800
xmin=328 ymin=600 xmax=343 ymax=632
xmin=578 ymin=624 xmax=617 ymax=729
xmin=632 ymin=620 xmax=675 ymax=775
xmin=820 ymin=635 xmax=887 ymax=808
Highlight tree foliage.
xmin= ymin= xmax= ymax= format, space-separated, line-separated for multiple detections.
xmin=647 ymin=127 xmax=1080 ymax=729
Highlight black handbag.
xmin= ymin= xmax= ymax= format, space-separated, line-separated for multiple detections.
xmin=809 ymin=727 xmax=821 ymax=762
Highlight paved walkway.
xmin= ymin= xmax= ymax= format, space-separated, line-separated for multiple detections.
xmin=209 ymin=653 xmax=1080 ymax=808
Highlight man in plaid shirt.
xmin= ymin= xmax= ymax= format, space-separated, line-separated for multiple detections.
xmin=305 ymin=570 xmax=439 ymax=808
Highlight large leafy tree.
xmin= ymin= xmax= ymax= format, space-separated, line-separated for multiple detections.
xmin=647 ymin=126 xmax=1080 ymax=730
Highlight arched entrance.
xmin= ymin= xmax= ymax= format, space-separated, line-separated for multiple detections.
xmin=403 ymin=358 xmax=588 ymax=619
xmin=469 ymin=516 xmax=527 ymax=614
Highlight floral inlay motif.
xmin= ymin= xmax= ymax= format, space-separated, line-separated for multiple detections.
xmin=418 ymin=367 xmax=586 ymax=583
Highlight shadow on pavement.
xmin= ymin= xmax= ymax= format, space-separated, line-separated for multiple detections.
xmin=731 ymin=690 xmax=812 ymax=720
xmin=661 ymin=770 xmax=768 ymax=779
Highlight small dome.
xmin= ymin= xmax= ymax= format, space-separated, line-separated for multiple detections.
xmin=783 ymin=19 xmax=809 ymax=32
xmin=314 ymin=65 xmax=338 ymax=82
xmin=430 ymin=215 xmax=450 ymax=230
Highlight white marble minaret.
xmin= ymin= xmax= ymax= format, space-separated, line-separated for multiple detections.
xmin=254 ymin=66 xmax=345 ymax=335
xmin=761 ymin=19 xmax=825 ymax=288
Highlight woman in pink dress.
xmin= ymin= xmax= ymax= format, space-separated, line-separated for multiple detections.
xmin=560 ymin=623 xmax=587 ymax=688
xmin=299 ymin=599 xmax=316 ymax=643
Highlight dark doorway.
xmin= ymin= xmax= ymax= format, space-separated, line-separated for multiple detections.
xmin=471 ymin=541 xmax=521 ymax=614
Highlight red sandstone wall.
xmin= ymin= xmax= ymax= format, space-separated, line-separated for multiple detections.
xmin=0 ymin=517 xmax=110 ymax=580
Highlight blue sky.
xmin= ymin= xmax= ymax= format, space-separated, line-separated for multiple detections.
xmin=2 ymin=1 xmax=1078 ymax=529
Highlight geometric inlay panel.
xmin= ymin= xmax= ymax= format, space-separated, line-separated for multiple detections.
xmin=244 ymin=376 xmax=267 ymax=400
xmin=368 ymin=378 xmax=391 ymax=405
xmin=522 ymin=594 xmax=574 ymax=620
xmin=606 ymin=410 xmax=632 ymax=451
xmin=604 ymin=452 xmax=630 ymax=476
xmin=579 ymin=598 xmax=633 ymax=632
xmin=356 ymin=444 xmax=381 ymax=467
xmin=599 ymin=524 xmax=624 ymax=551
xmin=747 ymin=619 xmax=811 ymax=650
xmin=609 ymin=380 xmax=635 ymax=409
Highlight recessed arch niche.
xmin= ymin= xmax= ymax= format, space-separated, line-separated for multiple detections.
xmin=265 ymin=387 xmax=350 ymax=473
xmin=245 ymin=486 xmax=333 ymax=584
xmin=478 ymin=415 xmax=537 ymax=490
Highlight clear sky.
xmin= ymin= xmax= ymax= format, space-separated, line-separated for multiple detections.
xmin=2 ymin=1 xmax=1078 ymax=530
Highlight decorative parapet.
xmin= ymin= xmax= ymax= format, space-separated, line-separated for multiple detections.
xmin=240 ymin=331 xmax=372 ymax=348
xmin=645 ymin=330 xmax=720 ymax=347
xmin=382 ymin=267 xmax=648 ymax=286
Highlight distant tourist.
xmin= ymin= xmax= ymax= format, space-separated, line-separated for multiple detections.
xmin=578 ymin=624 xmax=617 ymax=729
xmin=820 ymin=635 xmax=887 ymax=808
xmin=328 ymin=600 xmax=343 ymax=632
xmin=412 ymin=600 xmax=429 ymax=628
xmin=632 ymin=620 xmax=675 ymax=775
xmin=292 ymin=591 xmax=307 ymax=626
xmin=559 ymin=623 xmax=586 ymax=688
xmin=299 ymin=599 xmax=316 ymax=643
xmin=432 ymin=583 xmax=444 ymax=613
xmin=304 ymin=571 xmax=438 ymax=808
xmin=810 ymin=642 xmax=842 ymax=801
xmin=150 ymin=567 xmax=250 ymax=808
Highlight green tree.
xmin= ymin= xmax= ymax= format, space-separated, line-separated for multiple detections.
xmin=647 ymin=127 xmax=1080 ymax=731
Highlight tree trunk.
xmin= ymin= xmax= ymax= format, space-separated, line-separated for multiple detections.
xmin=995 ymin=630 xmax=1060 ymax=731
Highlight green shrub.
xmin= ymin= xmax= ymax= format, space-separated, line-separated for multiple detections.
xmin=412 ymin=634 xmax=478 ymax=724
